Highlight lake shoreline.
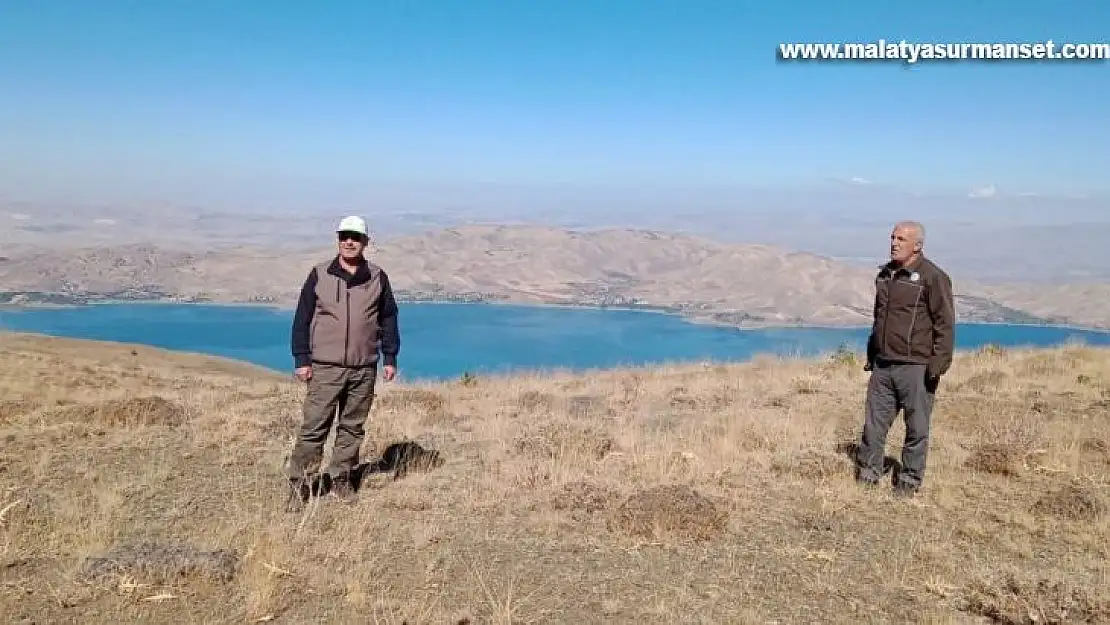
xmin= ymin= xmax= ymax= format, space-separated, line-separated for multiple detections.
xmin=4 ymin=295 xmax=1110 ymax=336
xmin=4 ymin=301 xmax=1110 ymax=382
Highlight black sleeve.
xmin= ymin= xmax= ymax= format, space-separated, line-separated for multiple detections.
xmin=378 ymin=270 xmax=400 ymax=367
xmin=926 ymin=270 xmax=956 ymax=377
xmin=290 ymin=268 xmax=318 ymax=368
xmin=866 ymin=274 xmax=880 ymax=366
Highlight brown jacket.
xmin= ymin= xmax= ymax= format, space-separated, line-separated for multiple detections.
xmin=290 ymin=257 xmax=400 ymax=369
xmin=867 ymin=255 xmax=955 ymax=377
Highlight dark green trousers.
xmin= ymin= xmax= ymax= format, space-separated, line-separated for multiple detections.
xmin=287 ymin=363 xmax=377 ymax=481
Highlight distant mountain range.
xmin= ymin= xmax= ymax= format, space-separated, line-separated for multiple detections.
xmin=8 ymin=182 xmax=1109 ymax=284
xmin=3 ymin=223 xmax=1109 ymax=330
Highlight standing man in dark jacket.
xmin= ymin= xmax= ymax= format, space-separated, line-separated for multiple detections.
xmin=855 ymin=220 xmax=955 ymax=496
xmin=286 ymin=215 xmax=400 ymax=507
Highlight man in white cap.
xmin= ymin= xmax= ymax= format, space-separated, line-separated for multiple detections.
xmin=285 ymin=215 xmax=400 ymax=508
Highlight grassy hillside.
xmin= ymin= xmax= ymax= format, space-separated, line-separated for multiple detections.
xmin=1 ymin=332 xmax=1108 ymax=623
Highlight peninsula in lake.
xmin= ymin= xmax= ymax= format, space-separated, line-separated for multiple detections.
xmin=3 ymin=218 xmax=1109 ymax=330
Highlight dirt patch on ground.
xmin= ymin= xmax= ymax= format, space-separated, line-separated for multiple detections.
xmin=0 ymin=399 xmax=39 ymax=425
xmin=962 ymin=574 xmax=1110 ymax=624
xmin=1030 ymin=483 xmax=1107 ymax=522
xmin=957 ymin=370 xmax=1009 ymax=394
xmin=81 ymin=541 xmax=239 ymax=585
xmin=1080 ymin=438 xmax=1108 ymax=454
xmin=1080 ymin=437 xmax=1109 ymax=465
xmin=667 ymin=386 xmax=700 ymax=409
xmin=46 ymin=396 xmax=187 ymax=428
xmin=551 ymin=481 xmax=619 ymax=515
xmin=514 ymin=422 xmax=614 ymax=461
xmin=517 ymin=390 xmax=556 ymax=412
xmin=965 ymin=443 xmax=1025 ymax=477
xmin=771 ymin=450 xmax=846 ymax=480
xmin=763 ymin=395 xmax=791 ymax=409
xmin=564 ymin=394 xmax=609 ymax=419
xmin=667 ymin=385 xmax=733 ymax=411
xmin=607 ymin=485 xmax=729 ymax=542
xmin=791 ymin=375 xmax=823 ymax=395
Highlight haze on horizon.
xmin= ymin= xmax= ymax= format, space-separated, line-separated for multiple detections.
xmin=2 ymin=0 xmax=1108 ymax=282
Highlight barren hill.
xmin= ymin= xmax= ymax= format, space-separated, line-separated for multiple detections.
xmin=374 ymin=225 xmax=884 ymax=325
xmin=3 ymin=224 xmax=1110 ymax=328
xmin=1 ymin=332 xmax=1108 ymax=623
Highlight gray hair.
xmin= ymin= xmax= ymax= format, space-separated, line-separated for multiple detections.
xmin=894 ymin=220 xmax=926 ymax=245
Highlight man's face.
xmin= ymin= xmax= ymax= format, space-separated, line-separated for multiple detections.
xmin=337 ymin=230 xmax=366 ymax=261
xmin=889 ymin=226 xmax=920 ymax=264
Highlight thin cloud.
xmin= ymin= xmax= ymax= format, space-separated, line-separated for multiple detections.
xmin=968 ymin=184 xmax=997 ymax=199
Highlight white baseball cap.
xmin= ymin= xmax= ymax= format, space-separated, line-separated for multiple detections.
xmin=335 ymin=215 xmax=369 ymax=236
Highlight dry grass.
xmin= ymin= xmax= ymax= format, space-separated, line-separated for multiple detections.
xmin=1 ymin=332 xmax=1108 ymax=623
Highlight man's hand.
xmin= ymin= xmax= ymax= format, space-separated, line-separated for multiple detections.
xmin=383 ymin=365 xmax=396 ymax=382
xmin=926 ymin=361 xmax=942 ymax=381
xmin=294 ymin=365 xmax=312 ymax=382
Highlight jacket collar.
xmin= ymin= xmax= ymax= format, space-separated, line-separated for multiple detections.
xmin=326 ymin=255 xmax=374 ymax=287
xmin=880 ymin=254 xmax=926 ymax=277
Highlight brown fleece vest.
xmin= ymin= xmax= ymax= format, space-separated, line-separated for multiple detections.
xmin=309 ymin=260 xmax=385 ymax=367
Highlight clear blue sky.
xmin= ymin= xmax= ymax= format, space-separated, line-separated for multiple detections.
xmin=1 ymin=0 xmax=1108 ymax=206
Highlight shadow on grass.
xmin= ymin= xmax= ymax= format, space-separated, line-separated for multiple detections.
xmin=292 ymin=440 xmax=447 ymax=499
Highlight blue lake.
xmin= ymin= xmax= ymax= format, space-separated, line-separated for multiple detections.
xmin=1 ymin=303 xmax=1109 ymax=381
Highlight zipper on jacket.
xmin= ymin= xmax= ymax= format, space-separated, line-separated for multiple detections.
xmin=880 ymin=275 xmax=892 ymax=357
xmin=906 ymin=284 xmax=923 ymax=358
xmin=343 ymin=289 xmax=350 ymax=367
